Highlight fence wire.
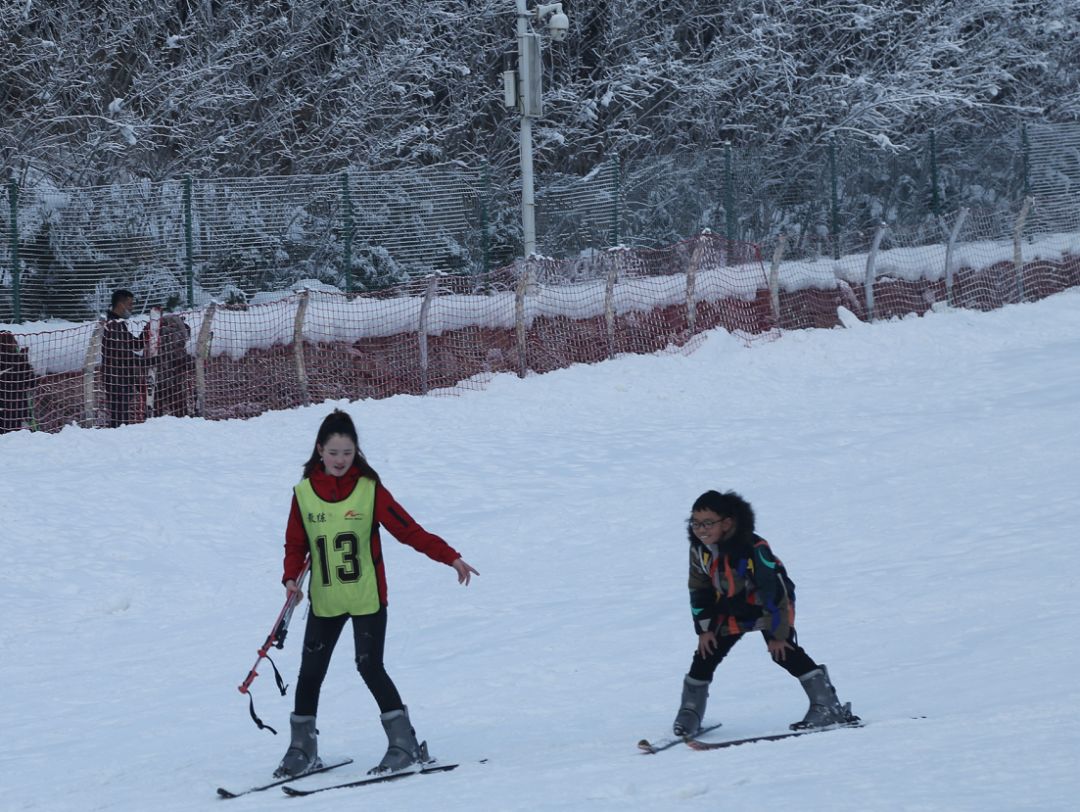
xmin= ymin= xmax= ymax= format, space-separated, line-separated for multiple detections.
xmin=0 ymin=166 xmax=485 ymax=323
xmin=3 ymin=205 xmax=1079 ymax=436
xmin=5 ymin=119 xmax=1075 ymax=324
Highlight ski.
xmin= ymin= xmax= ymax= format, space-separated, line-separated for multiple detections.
xmin=216 ymin=758 xmax=354 ymax=799
xmin=686 ymin=720 xmax=864 ymax=750
xmin=281 ymin=761 xmax=462 ymax=796
xmin=638 ymin=722 xmax=724 ymax=754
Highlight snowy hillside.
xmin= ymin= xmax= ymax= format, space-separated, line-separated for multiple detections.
xmin=2 ymin=291 xmax=1079 ymax=811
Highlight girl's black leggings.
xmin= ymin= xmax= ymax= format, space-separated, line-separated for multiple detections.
xmin=292 ymin=607 xmax=403 ymax=717
xmin=688 ymin=629 xmax=819 ymax=683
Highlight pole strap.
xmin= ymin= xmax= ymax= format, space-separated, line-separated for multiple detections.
xmin=268 ymin=653 xmax=289 ymax=696
xmin=247 ymin=691 xmax=278 ymax=736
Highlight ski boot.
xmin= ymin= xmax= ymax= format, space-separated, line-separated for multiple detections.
xmin=791 ymin=665 xmax=859 ymax=730
xmin=274 ymin=713 xmax=322 ymax=778
xmin=369 ymin=706 xmax=429 ymax=775
xmin=672 ymin=675 xmax=710 ymax=737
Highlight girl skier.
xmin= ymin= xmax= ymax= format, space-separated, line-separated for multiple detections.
xmin=672 ymin=490 xmax=857 ymax=737
xmin=276 ymin=409 xmax=478 ymax=778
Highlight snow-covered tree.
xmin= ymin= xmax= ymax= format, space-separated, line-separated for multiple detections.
xmin=1 ymin=0 xmax=1077 ymax=304
xmin=2 ymin=0 xmax=1077 ymax=183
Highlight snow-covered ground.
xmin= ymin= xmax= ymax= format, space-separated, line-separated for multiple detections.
xmin=2 ymin=290 xmax=1079 ymax=811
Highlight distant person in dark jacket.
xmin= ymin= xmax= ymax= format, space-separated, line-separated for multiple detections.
xmin=101 ymin=289 xmax=145 ymax=427
xmin=155 ymin=313 xmax=194 ymax=417
xmin=0 ymin=331 xmax=33 ymax=433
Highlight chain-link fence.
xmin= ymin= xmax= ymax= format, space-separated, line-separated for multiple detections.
xmin=0 ymin=167 xmax=488 ymax=322
xmin=554 ymin=120 xmax=1042 ymax=259
xmin=1 ymin=118 xmax=1077 ymax=323
xmin=2 ymin=198 xmax=1078 ymax=435
xmin=1026 ymin=122 xmax=1080 ymax=234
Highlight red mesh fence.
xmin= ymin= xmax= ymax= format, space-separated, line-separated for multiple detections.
xmin=1 ymin=227 xmax=1078 ymax=434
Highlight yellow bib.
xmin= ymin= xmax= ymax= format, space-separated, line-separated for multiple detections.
xmin=294 ymin=476 xmax=379 ymax=617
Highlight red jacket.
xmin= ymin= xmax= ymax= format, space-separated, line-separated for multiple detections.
xmin=283 ymin=463 xmax=460 ymax=607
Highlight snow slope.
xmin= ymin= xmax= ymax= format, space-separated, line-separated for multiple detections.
xmin=2 ymin=291 xmax=1079 ymax=811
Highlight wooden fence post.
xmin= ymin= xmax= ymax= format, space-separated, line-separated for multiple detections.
xmin=944 ymin=208 xmax=969 ymax=307
xmin=686 ymin=238 xmax=702 ymax=334
xmin=515 ymin=266 xmax=530 ymax=378
xmin=194 ymin=302 xmax=216 ymax=417
xmin=604 ymin=265 xmax=618 ymax=357
xmin=293 ymin=291 xmax=310 ymax=406
xmin=418 ymin=276 xmax=438 ymax=394
xmin=83 ymin=320 xmax=105 ymax=427
xmin=865 ymin=224 xmax=887 ymax=321
xmin=1013 ymin=197 xmax=1033 ymax=302
xmin=769 ymin=233 xmax=788 ymax=324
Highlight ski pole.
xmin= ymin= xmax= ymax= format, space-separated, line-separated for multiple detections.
xmin=238 ymin=560 xmax=310 ymax=733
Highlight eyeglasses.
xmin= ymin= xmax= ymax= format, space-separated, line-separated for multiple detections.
xmin=688 ymin=518 xmax=724 ymax=531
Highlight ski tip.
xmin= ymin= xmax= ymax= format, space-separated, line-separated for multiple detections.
xmin=420 ymin=762 xmax=461 ymax=775
xmin=281 ymin=785 xmax=306 ymax=797
xmin=637 ymin=740 xmax=658 ymax=754
xmin=787 ymin=717 xmax=864 ymax=733
xmin=216 ymin=788 xmax=238 ymax=799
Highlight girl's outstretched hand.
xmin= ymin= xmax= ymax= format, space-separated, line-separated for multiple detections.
xmin=451 ymin=558 xmax=479 ymax=585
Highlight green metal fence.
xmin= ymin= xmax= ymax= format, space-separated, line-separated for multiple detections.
xmin=1 ymin=118 xmax=1072 ymax=323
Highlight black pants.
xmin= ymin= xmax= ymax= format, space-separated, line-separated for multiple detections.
xmin=106 ymin=387 xmax=135 ymax=427
xmin=293 ymin=607 xmax=403 ymax=717
xmin=688 ymin=629 xmax=819 ymax=683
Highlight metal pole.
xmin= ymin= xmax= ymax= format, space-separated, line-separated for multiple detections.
xmin=480 ymin=162 xmax=490 ymax=274
xmin=8 ymin=180 xmax=20 ymax=322
xmin=517 ymin=0 xmax=536 ymax=258
xmin=520 ymin=118 xmax=536 ymax=258
xmin=724 ymin=141 xmax=736 ymax=245
xmin=611 ymin=152 xmax=620 ymax=247
xmin=1021 ymin=123 xmax=1030 ymax=201
xmin=928 ymin=129 xmax=940 ymax=217
xmin=829 ymin=138 xmax=840 ymax=260
xmin=341 ymin=171 xmax=354 ymax=292
xmin=183 ymin=175 xmax=194 ymax=308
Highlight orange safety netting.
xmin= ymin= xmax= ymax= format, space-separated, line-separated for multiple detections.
xmin=2 ymin=231 xmax=1078 ymax=434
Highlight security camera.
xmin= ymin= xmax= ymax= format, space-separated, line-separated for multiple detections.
xmin=548 ymin=10 xmax=569 ymax=41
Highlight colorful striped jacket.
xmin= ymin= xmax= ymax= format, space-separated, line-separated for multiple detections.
xmin=688 ymin=532 xmax=795 ymax=642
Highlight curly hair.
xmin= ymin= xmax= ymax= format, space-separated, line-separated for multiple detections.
xmin=688 ymin=489 xmax=756 ymax=547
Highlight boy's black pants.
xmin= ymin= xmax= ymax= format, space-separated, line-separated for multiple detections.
xmin=688 ymin=629 xmax=819 ymax=682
